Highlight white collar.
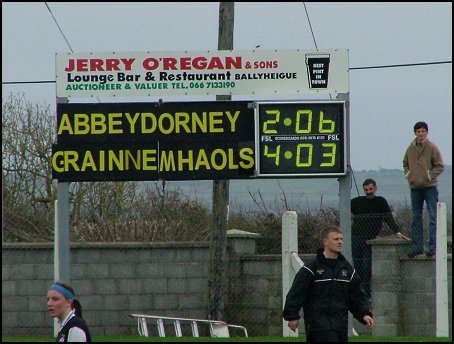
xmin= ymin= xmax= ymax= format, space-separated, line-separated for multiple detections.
xmin=59 ymin=309 xmax=76 ymax=328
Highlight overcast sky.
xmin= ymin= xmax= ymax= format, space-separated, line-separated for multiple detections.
xmin=2 ymin=2 xmax=452 ymax=171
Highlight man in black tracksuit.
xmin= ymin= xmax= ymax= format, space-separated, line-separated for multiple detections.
xmin=283 ymin=226 xmax=373 ymax=342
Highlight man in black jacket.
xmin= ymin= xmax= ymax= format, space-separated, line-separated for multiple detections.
xmin=282 ymin=226 xmax=373 ymax=342
xmin=351 ymin=178 xmax=408 ymax=299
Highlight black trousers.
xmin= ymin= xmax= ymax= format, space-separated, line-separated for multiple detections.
xmin=307 ymin=330 xmax=348 ymax=342
xmin=352 ymin=235 xmax=372 ymax=298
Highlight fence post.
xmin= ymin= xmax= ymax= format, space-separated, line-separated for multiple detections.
xmin=282 ymin=211 xmax=299 ymax=337
xmin=436 ymin=202 xmax=449 ymax=337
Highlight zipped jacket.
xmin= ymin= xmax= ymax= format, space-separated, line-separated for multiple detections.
xmin=57 ymin=314 xmax=91 ymax=342
xmin=403 ymin=138 xmax=444 ymax=189
xmin=283 ymin=248 xmax=372 ymax=334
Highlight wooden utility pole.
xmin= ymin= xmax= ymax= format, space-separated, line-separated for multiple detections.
xmin=207 ymin=2 xmax=234 ymax=321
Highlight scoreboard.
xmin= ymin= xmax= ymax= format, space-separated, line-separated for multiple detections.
xmin=255 ymin=101 xmax=346 ymax=177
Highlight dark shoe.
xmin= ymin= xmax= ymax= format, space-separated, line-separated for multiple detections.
xmin=407 ymin=252 xmax=423 ymax=258
xmin=426 ymin=252 xmax=435 ymax=258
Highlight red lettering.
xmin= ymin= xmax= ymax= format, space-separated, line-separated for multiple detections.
xmin=180 ymin=57 xmax=191 ymax=70
xmin=163 ymin=58 xmax=177 ymax=70
xmin=63 ymin=56 xmax=243 ymax=72
xmin=90 ymin=59 xmax=104 ymax=71
xmin=105 ymin=59 xmax=120 ymax=71
xmin=193 ymin=57 xmax=207 ymax=69
xmin=76 ymin=59 xmax=89 ymax=71
xmin=121 ymin=58 xmax=135 ymax=71
xmin=64 ymin=58 xmax=136 ymax=71
xmin=225 ymin=57 xmax=242 ymax=69
xmin=143 ymin=58 xmax=159 ymax=70
xmin=65 ymin=59 xmax=75 ymax=72
xmin=207 ymin=57 xmax=224 ymax=69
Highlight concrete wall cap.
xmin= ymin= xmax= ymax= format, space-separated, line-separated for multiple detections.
xmin=227 ymin=229 xmax=261 ymax=238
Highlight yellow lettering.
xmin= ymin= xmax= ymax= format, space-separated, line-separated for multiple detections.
xmin=160 ymin=150 xmax=176 ymax=171
xmin=109 ymin=150 xmax=124 ymax=170
xmin=52 ymin=145 xmax=255 ymax=177
xmin=124 ymin=112 xmax=141 ymax=134
xmin=125 ymin=150 xmax=140 ymax=170
xmin=178 ymin=150 xmax=194 ymax=171
xmin=225 ymin=111 xmax=240 ymax=132
xmin=142 ymin=113 xmax=157 ymax=134
xmin=57 ymin=108 xmax=245 ymax=137
xmin=81 ymin=151 xmax=96 ymax=171
xmin=174 ymin=112 xmax=191 ymax=134
xmin=65 ymin=151 xmax=80 ymax=171
xmin=239 ymin=147 xmax=254 ymax=168
xmin=109 ymin=113 xmax=123 ymax=134
xmin=195 ymin=149 xmax=210 ymax=170
xmin=52 ymin=151 xmax=80 ymax=171
xmin=192 ymin=111 xmax=208 ymax=133
xmin=159 ymin=113 xmax=175 ymax=135
xmin=209 ymin=112 xmax=223 ymax=133
xmin=228 ymin=148 xmax=239 ymax=169
xmin=52 ymin=151 xmax=65 ymax=172
xmin=142 ymin=149 xmax=157 ymax=170
xmin=99 ymin=150 xmax=105 ymax=171
xmin=211 ymin=149 xmax=227 ymax=170
xmin=57 ymin=114 xmax=73 ymax=135
xmin=74 ymin=114 xmax=90 ymax=134
xmin=91 ymin=113 xmax=106 ymax=134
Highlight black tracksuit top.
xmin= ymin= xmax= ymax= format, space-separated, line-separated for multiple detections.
xmin=283 ymin=248 xmax=372 ymax=335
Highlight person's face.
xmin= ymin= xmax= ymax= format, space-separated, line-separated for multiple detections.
xmin=415 ymin=127 xmax=428 ymax=143
xmin=363 ymin=183 xmax=377 ymax=198
xmin=47 ymin=290 xmax=72 ymax=320
xmin=324 ymin=231 xmax=343 ymax=254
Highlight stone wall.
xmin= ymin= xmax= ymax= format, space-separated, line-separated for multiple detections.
xmin=2 ymin=233 xmax=452 ymax=338
xmin=370 ymin=238 xmax=452 ymax=337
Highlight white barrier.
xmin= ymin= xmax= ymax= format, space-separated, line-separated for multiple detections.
xmin=282 ymin=211 xmax=302 ymax=337
xmin=436 ymin=202 xmax=449 ymax=337
xmin=129 ymin=313 xmax=248 ymax=338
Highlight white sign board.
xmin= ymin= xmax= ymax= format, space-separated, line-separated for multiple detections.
xmin=56 ymin=49 xmax=349 ymax=98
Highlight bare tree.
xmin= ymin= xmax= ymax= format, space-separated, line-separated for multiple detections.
xmin=2 ymin=94 xmax=212 ymax=242
xmin=2 ymin=93 xmax=55 ymax=241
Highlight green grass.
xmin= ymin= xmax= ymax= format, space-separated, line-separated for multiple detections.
xmin=2 ymin=335 xmax=452 ymax=342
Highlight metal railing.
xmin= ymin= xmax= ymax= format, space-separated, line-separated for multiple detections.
xmin=129 ymin=313 xmax=248 ymax=338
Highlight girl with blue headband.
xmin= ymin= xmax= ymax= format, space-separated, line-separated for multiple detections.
xmin=47 ymin=282 xmax=91 ymax=342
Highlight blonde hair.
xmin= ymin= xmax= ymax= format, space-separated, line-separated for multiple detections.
xmin=320 ymin=226 xmax=342 ymax=241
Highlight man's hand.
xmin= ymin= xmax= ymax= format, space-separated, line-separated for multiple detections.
xmin=396 ymin=232 xmax=410 ymax=240
xmin=363 ymin=315 xmax=374 ymax=328
xmin=287 ymin=319 xmax=299 ymax=332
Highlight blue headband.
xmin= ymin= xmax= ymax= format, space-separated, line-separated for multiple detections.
xmin=49 ymin=284 xmax=75 ymax=300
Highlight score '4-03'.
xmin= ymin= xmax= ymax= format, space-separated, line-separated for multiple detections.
xmin=263 ymin=142 xmax=337 ymax=167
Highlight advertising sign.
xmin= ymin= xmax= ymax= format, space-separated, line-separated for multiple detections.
xmin=56 ymin=49 xmax=349 ymax=98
